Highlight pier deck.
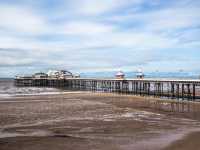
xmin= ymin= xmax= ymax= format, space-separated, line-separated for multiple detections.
xmin=14 ymin=77 xmax=200 ymax=101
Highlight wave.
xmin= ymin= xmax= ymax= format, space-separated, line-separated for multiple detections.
xmin=0 ymin=79 xmax=62 ymax=98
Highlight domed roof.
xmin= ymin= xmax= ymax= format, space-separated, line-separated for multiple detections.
xmin=47 ymin=70 xmax=58 ymax=76
xmin=137 ymin=68 xmax=142 ymax=73
xmin=116 ymin=70 xmax=125 ymax=76
xmin=60 ymin=70 xmax=73 ymax=76
xmin=136 ymin=68 xmax=144 ymax=77
xmin=47 ymin=70 xmax=73 ymax=77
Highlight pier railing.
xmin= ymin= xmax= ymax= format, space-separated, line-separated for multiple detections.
xmin=14 ymin=77 xmax=200 ymax=101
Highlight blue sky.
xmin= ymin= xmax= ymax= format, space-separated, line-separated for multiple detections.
xmin=0 ymin=0 xmax=200 ymax=77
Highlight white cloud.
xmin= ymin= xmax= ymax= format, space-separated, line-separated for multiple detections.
xmin=61 ymin=21 xmax=114 ymax=35
xmin=110 ymin=5 xmax=200 ymax=32
xmin=0 ymin=56 xmax=35 ymax=67
xmin=145 ymin=7 xmax=200 ymax=31
xmin=0 ymin=4 xmax=48 ymax=34
xmin=103 ymin=32 xmax=175 ymax=49
xmin=68 ymin=0 xmax=145 ymax=15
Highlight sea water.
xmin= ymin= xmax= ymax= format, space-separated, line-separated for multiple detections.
xmin=0 ymin=78 xmax=62 ymax=98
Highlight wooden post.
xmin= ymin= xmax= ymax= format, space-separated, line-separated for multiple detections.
xmin=193 ymin=84 xmax=196 ymax=100
xmin=176 ymin=84 xmax=180 ymax=99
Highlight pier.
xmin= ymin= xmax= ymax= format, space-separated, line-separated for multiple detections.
xmin=14 ymin=77 xmax=200 ymax=101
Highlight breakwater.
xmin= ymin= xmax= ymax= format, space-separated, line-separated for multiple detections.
xmin=14 ymin=77 xmax=200 ymax=101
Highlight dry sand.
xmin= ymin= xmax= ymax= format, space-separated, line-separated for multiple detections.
xmin=0 ymin=92 xmax=200 ymax=150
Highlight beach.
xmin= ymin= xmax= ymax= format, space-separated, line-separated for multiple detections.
xmin=0 ymin=92 xmax=200 ymax=150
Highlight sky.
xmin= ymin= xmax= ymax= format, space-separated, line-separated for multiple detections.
xmin=0 ymin=0 xmax=200 ymax=77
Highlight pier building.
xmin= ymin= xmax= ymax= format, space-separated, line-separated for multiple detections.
xmin=115 ymin=71 xmax=125 ymax=79
xmin=136 ymin=69 xmax=145 ymax=79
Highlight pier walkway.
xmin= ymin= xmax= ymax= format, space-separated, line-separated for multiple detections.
xmin=14 ymin=78 xmax=200 ymax=101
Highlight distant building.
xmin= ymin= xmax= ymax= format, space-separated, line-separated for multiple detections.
xmin=136 ymin=69 xmax=144 ymax=79
xmin=15 ymin=75 xmax=32 ymax=79
xmin=115 ymin=71 xmax=125 ymax=79
xmin=15 ymin=76 xmax=20 ymax=79
xmin=33 ymin=72 xmax=48 ymax=78
xmin=59 ymin=70 xmax=73 ymax=79
xmin=74 ymin=73 xmax=80 ymax=78
xmin=47 ymin=70 xmax=60 ymax=78
xmin=47 ymin=70 xmax=73 ymax=79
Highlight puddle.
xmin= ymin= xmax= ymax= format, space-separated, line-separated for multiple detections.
xmin=0 ymin=129 xmax=53 ymax=138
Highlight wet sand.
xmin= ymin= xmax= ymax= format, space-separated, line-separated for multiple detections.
xmin=0 ymin=92 xmax=200 ymax=150
xmin=164 ymin=131 xmax=200 ymax=150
